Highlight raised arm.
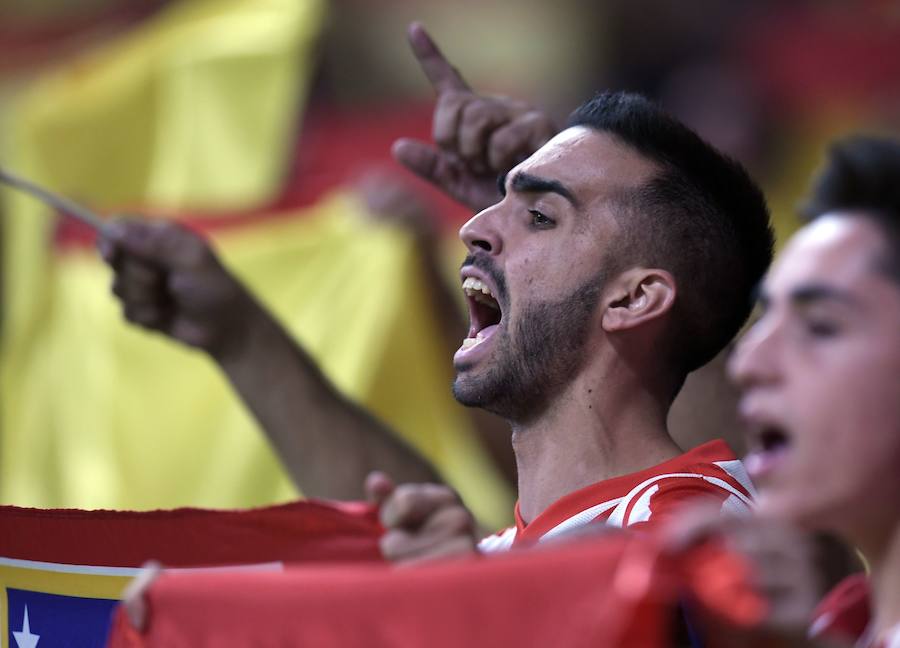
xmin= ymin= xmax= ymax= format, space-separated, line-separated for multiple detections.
xmin=99 ymin=220 xmax=439 ymax=499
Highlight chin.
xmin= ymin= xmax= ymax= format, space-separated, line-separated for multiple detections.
xmin=757 ymin=492 xmax=843 ymax=534
xmin=452 ymin=373 xmax=489 ymax=408
xmin=452 ymin=374 xmax=519 ymax=420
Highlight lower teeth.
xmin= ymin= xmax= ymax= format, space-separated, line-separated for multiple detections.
xmin=461 ymin=337 xmax=483 ymax=349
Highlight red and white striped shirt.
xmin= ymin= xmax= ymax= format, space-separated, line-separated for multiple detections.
xmin=479 ymin=439 xmax=755 ymax=553
xmin=811 ymin=574 xmax=900 ymax=648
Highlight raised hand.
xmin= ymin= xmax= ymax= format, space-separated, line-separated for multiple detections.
xmin=394 ymin=23 xmax=557 ymax=213
xmin=98 ymin=219 xmax=255 ymax=361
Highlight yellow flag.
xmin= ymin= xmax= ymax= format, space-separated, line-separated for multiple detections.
xmin=1 ymin=0 xmax=514 ymax=528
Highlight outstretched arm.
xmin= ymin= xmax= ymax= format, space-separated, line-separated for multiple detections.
xmin=99 ymin=220 xmax=439 ymax=499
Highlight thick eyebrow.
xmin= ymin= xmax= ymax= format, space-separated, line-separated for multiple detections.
xmin=507 ymin=171 xmax=579 ymax=207
xmin=788 ymin=283 xmax=861 ymax=308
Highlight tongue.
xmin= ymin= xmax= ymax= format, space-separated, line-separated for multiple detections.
xmin=744 ymin=443 xmax=789 ymax=481
xmin=454 ymin=323 xmax=500 ymax=364
xmin=476 ymin=323 xmax=499 ymax=340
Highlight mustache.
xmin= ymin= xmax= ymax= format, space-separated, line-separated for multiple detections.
xmin=461 ymin=253 xmax=508 ymax=305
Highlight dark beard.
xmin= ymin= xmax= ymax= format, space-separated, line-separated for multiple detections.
xmin=452 ymin=273 xmax=604 ymax=423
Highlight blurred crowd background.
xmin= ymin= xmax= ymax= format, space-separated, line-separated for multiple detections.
xmin=1 ymin=0 xmax=898 ymax=529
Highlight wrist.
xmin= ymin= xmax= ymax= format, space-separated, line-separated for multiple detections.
xmin=208 ymin=293 xmax=272 ymax=367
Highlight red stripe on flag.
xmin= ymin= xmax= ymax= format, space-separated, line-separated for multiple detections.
xmin=0 ymin=500 xmax=383 ymax=567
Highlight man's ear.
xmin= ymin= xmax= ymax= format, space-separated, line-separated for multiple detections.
xmin=601 ymin=268 xmax=676 ymax=332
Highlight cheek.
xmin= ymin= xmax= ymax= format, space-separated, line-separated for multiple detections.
xmin=792 ymin=341 xmax=900 ymax=442
xmin=758 ymin=345 xmax=900 ymax=527
xmin=787 ymin=372 xmax=900 ymax=517
xmin=507 ymin=254 xmax=579 ymax=302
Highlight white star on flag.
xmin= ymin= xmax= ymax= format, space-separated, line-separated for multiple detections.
xmin=13 ymin=605 xmax=40 ymax=648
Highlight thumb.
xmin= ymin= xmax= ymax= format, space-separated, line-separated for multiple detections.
xmin=123 ymin=560 xmax=162 ymax=632
xmin=407 ymin=22 xmax=470 ymax=94
xmin=365 ymin=471 xmax=396 ymax=506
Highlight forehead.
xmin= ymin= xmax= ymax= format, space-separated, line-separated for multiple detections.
xmin=513 ymin=126 xmax=659 ymax=204
xmin=769 ymin=215 xmax=885 ymax=290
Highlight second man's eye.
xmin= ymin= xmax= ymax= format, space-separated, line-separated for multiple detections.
xmin=529 ymin=209 xmax=555 ymax=229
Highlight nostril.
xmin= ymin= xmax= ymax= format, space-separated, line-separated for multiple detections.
xmin=472 ymin=239 xmax=492 ymax=252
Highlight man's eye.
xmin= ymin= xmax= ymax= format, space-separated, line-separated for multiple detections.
xmin=529 ymin=209 xmax=555 ymax=229
xmin=805 ymin=320 xmax=839 ymax=337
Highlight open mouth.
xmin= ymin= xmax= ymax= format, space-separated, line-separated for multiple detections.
xmin=744 ymin=422 xmax=792 ymax=481
xmin=759 ymin=425 xmax=790 ymax=454
xmin=454 ymin=276 xmax=503 ymax=362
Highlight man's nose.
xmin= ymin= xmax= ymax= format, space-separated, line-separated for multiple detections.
xmin=459 ymin=205 xmax=503 ymax=255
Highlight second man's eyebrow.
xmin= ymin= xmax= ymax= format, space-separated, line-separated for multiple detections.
xmin=789 ymin=283 xmax=859 ymax=307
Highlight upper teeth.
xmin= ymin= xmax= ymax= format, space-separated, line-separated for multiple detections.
xmin=462 ymin=277 xmax=498 ymax=308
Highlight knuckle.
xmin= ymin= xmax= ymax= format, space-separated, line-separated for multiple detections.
xmin=462 ymin=101 xmax=493 ymax=127
xmin=379 ymin=530 xmax=409 ymax=560
xmin=166 ymin=273 xmax=190 ymax=297
xmin=433 ymin=128 xmax=454 ymax=148
xmin=442 ymin=506 xmax=474 ymax=533
xmin=488 ymin=128 xmax=518 ymax=156
xmin=447 ymin=535 xmax=477 ymax=554
xmin=521 ymin=111 xmax=556 ymax=143
xmin=123 ymin=305 xmax=152 ymax=327
xmin=123 ymin=263 xmax=159 ymax=286
xmin=381 ymin=486 xmax=418 ymax=525
xmin=393 ymin=484 xmax=423 ymax=510
xmin=520 ymin=109 xmax=547 ymax=125
xmin=440 ymin=90 xmax=470 ymax=106
xmin=422 ymin=483 xmax=456 ymax=502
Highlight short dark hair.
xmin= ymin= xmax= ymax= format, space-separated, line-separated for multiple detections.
xmin=567 ymin=91 xmax=774 ymax=379
xmin=801 ymin=135 xmax=900 ymax=284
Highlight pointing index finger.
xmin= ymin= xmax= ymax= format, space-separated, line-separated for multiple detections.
xmin=407 ymin=22 xmax=470 ymax=94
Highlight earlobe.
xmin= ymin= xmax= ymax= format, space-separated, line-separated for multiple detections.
xmin=601 ymin=269 xmax=676 ymax=332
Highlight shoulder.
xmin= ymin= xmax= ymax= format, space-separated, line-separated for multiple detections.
xmin=810 ymin=573 xmax=871 ymax=644
xmin=608 ymin=450 xmax=757 ymax=528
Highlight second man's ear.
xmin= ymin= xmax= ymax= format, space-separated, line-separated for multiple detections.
xmin=601 ymin=268 xmax=676 ymax=332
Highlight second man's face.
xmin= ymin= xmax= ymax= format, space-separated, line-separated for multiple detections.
xmin=730 ymin=214 xmax=900 ymax=539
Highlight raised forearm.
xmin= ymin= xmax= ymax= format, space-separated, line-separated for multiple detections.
xmin=213 ymin=298 xmax=440 ymax=499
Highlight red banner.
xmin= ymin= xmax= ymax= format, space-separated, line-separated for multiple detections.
xmin=106 ymin=533 xmax=742 ymax=648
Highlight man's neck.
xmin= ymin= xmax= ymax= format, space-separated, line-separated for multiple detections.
xmin=511 ymin=371 xmax=681 ymax=524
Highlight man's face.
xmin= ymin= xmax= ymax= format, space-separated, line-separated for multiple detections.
xmin=452 ymin=127 xmax=658 ymax=422
xmin=729 ymin=215 xmax=900 ymax=536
